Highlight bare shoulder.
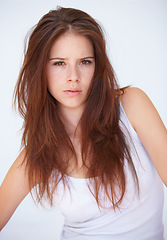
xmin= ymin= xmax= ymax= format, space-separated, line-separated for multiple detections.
xmin=120 ymin=87 xmax=150 ymax=108
xmin=120 ymin=87 xmax=158 ymax=130
xmin=120 ymin=87 xmax=167 ymax=186
xmin=121 ymin=87 xmax=148 ymax=103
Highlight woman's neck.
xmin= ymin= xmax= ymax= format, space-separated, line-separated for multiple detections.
xmin=58 ymin=105 xmax=84 ymax=137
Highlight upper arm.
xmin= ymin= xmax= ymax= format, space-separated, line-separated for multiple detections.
xmin=0 ymin=148 xmax=30 ymax=231
xmin=121 ymin=87 xmax=167 ymax=186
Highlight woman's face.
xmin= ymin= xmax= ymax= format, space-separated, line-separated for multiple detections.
xmin=46 ymin=31 xmax=95 ymax=114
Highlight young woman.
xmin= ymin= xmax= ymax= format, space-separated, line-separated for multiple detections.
xmin=0 ymin=7 xmax=166 ymax=240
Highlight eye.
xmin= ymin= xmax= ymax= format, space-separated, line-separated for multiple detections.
xmin=80 ymin=60 xmax=92 ymax=65
xmin=53 ymin=61 xmax=65 ymax=66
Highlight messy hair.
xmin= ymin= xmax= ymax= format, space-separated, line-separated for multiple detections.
xmin=14 ymin=7 xmax=138 ymax=208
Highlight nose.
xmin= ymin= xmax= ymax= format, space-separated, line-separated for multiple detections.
xmin=67 ymin=65 xmax=80 ymax=82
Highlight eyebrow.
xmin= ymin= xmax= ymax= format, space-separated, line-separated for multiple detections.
xmin=49 ymin=56 xmax=95 ymax=61
xmin=49 ymin=57 xmax=67 ymax=61
xmin=80 ymin=56 xmax=95 ymax=60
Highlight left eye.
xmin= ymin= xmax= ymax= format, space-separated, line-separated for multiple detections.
xmin=53 ymin=61 xmax=65 ymax=66
xmin=81 ymin=60 xmax=92 ymax=65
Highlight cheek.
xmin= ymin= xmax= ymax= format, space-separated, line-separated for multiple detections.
xmin=85 ymin=68 xmax=95 ymax=84
xmin=47 ymin=75 xmax=58 ymax=97
xmin=47 ymin=81 xmax=60 ymax=101
xmin=90 ymin=64 xmax=95 ymax=77
xmin=47 ymin=73 xmax=54 ymax=92
xmin=46 ymin=68 xmax=61 ymax=90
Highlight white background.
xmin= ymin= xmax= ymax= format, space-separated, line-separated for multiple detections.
xmin=0 ymin=0 xmax=166 ymax=239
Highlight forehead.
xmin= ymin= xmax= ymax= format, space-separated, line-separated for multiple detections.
xmin=49 ymin=31 xmax=94 ymax=57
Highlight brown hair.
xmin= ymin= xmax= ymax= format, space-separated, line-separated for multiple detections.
xmin=14 ymin=7 xmax=138 ymax=208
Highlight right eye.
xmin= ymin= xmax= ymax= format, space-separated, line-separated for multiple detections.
xmin=53 ymin=61 xmax=65 ymax=66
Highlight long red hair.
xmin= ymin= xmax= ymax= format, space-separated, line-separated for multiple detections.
xmin=14 ymin=7 xmax=138 ymax=208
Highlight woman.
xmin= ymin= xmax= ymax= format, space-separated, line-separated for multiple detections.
xmin=0 ymin=7 xmax=166 ymax=239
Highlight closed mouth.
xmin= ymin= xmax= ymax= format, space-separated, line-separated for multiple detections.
xmin=64 ymin=90 xmax=81 ymax=92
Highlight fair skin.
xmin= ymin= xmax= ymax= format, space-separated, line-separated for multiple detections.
xmin=47 ymin=31 xmax=95 ymax=175
xmin=47 ymin=31 xmax=95 ymax=136
xmin=121 ymin=88 xmax=167 ymax=185
xmin=0 ymin=32 xmax=166 ymax=231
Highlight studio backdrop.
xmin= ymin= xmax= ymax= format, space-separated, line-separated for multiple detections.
xmin=0 ymin=0 xmax=166 ymax=239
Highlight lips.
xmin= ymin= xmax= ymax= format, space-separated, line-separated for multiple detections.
xmin=63 ymin=89 xmax=82 ymax=96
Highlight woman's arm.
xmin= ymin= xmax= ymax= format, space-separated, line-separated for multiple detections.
xmin=0 ymin=149 xmax=30 ymax=231
xmin=121 ymin=87 xmax=167 ymax=186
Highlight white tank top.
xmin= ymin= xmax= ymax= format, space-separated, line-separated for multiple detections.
xmin=53 ymin=103 xmax=164 ymax=240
